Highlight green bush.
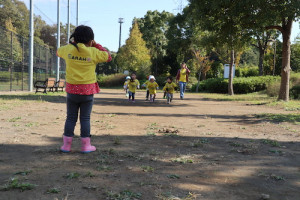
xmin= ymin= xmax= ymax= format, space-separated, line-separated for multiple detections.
xmin=97 ymin=73 xmax=126 ymax=87
xmin=290 ymin=85 xmax=300 ymax=99
xmin=265 ymin=73 xmax=300 ymax=99
xmin=235 ymin=66 xmax=259 ymax=77
xmin=266 ymin=81 xmax=280 ymax=97
xmin=191 ymin=76 xmax=280 ymax=94
xmin=187 ymin=76 xmax=198 ymax=90
xmin=290 ymin=73 xmax=300 ymax=86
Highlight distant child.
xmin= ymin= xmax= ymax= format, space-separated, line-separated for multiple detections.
xmin=163 ymin=76 xmax=177 ymax=104
xmin=127 ymin=72 xmax=140 ymax=102
xmin=57 ymin=25 xmax=111 ymax=153
xmin=147 ymin=75 xmax=159 ymax=102
xmin=123 ymin=76 xmax=131 ymax=97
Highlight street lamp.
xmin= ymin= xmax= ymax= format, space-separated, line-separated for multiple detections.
xmin=118 ymin=18 xmax=124 ymax=50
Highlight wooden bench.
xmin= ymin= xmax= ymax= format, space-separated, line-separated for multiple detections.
xmin=34 ymin=78 xmax=56 ymax=94
xmin=55 ymin=79 xmax=65 ymax=92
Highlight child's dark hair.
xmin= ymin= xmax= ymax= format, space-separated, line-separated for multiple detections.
xmin=69 ymin=25 xmax=94 ymax=51
xmin=130 ymin=72 xmax=136 ymax=82
xmin=167 ymin=76 xmax=173 ymax=81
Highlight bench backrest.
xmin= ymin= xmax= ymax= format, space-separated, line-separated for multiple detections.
xmin=47 ymin=78 xmax=56 ymax=87
xmin=57 ymin=79 xmax=65 ymax=87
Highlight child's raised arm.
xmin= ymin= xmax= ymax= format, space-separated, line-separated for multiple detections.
xmin=92 ymin=41 xmax=112 ymax=62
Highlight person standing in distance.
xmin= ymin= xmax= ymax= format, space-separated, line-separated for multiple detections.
xmin=176 ymin=62 xmax=190 ymax=100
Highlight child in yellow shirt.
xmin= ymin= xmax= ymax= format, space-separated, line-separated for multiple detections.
xmin=147 ymin=75 xmax=159 ymax=102
xmin=127 ymin=72 xmax=140 ymax=102
xmin=57 ymin=25 xmax=111 ymax=153
xmin=163 ymin=76 xmax=177 ymax=104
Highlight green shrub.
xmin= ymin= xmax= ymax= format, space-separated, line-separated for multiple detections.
xmin=236 ymin=66 xmax=259 ymax=77
xmin=266 ymin=81 xmax=280 ymax=97
xmin=290 ymin=73 xmax=300 ymax=86
xmin=265 ymin=73 xmax=300 ymax=99
xmin=290 ymin=85 xmax=300 ymax=99
xmin=187 ymin=76 xmax=198 ymax=90
xmin=97 ymin=73 xmax=126 ymax=87
xmin=192 ymin=76 xmax=280 ymax=94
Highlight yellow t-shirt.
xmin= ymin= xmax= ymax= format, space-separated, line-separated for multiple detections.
xmin=128 ymin=79 xmax=140 ymax=93
xmin=179 ymin=68 xmax=187 ymax=82
xmin=163 ymin=82 xmax=177 ymax=94
xmin=148 ymin=81 xmax=159 ymax=95
xmin=57 ymin=43 xmax=109 ymax=84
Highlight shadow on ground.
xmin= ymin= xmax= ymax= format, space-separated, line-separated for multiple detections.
xmin=0 ymin=135 xmax=299 ymax=200
xmin=0 ymin=93 xmax=191 ymax=107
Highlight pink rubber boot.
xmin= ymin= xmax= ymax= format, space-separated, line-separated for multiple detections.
xmin=81 ymin=137 xmax=96 ymax=153
xmin=60 ymin=136 xmax=73 ymax=152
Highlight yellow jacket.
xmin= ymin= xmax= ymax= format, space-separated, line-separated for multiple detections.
xmin=57 ymin=43 xmax=109 ymax=84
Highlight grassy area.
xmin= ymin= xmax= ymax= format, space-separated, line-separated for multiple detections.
xmin=255 ymin=113 xmax=300 ymax=124
xmin=194 ymin=92 xmax=300 ymax=111
xmin=0 ymin=92 xmax=66 ymax=111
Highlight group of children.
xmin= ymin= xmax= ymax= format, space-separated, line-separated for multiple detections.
xmin=123 ymin=73 xmax=178 ymax=104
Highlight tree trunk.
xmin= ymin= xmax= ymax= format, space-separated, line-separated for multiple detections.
xmin=278 ymin=19 xmax=292 ymax=101
xmin=258 ymin=48 xmax=264 ymax=76
xmin=195 ymin=70 xmax=201 ymax=93
xmin=201 ymin=71 xmax=206 ymax=80
xmin=228 ymin=49 xmax=234 ymax=95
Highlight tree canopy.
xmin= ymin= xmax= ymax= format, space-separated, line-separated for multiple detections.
xmin=116 ymin=22 xmax=151 ymax=76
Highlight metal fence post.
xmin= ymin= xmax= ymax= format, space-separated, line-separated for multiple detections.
xmin=10 ymin=31 xmax=13 ymax=91
xmin=22 ymin=37 xmax=24 ymax=91
xmin=46 ymin=47 xmax=49 ymax=79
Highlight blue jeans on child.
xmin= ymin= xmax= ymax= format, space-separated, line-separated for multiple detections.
xmin=64 ymin=93 xmax=94 ymax=138
xmin=128 ymin=91 xmax=135 ymax=100
xmin=179 ymin=81 xmax=187 ymax=98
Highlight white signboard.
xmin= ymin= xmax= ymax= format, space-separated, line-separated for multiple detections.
xmin=123 ymin=70 xmax=129 ymax=75
xmin=224 ymin=64 xmax=235 ymax=78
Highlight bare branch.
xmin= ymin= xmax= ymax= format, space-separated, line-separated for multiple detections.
xmin=265 ymin=26 xmax=283 ymax=33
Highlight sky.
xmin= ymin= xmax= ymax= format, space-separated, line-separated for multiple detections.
xmin=21 ymin=0 xmax=299 ymax=52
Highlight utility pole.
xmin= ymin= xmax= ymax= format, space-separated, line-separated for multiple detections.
xmin=67 ymin=0 xmax=70 ymax=43
xmin=118 ymin=18 xmax=124 ymax=50
xmin=56 ymin=0 xmax=60 ymax=81
xmin=76 ymin=0 xmax=79 ymax=26
xmin=28 ymin=0 xmax=34 ymax=91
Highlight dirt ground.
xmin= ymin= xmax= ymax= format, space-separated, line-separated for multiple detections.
xmin=0 ymin=89 xmax=299 ymax=200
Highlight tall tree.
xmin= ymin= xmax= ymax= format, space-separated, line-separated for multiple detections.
xmin=191 ymin=48 xmax=213 ymax=92
xmin=0 ymin=0 xmax=29 ymax=36
xmin=250 ymin=0 xmax=300 ymax=100
xmin=188 ymin=0 xmax=252 ymax=95
xmin=251 ymin=30 xmax=278 ymax=76
xmin=116 ymin=22 xmax=151 ymax=75
xmin=291 ymin=36 xmax=300 ymax=72
xmin=136 ymin=10 xmax=174 ymax=75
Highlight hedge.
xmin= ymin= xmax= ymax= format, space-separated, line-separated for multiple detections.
xmin=191 ymin=76 xmax=280 ymax=94
xmin=97 ymin=73 xmax=126 ymax=87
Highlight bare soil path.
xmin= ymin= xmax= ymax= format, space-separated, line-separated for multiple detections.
xmin=0 ymin=89 xmax=299 ymax=200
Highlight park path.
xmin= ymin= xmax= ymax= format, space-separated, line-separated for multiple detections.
xmin=0 ymin=89 xmax=299 ymax=200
